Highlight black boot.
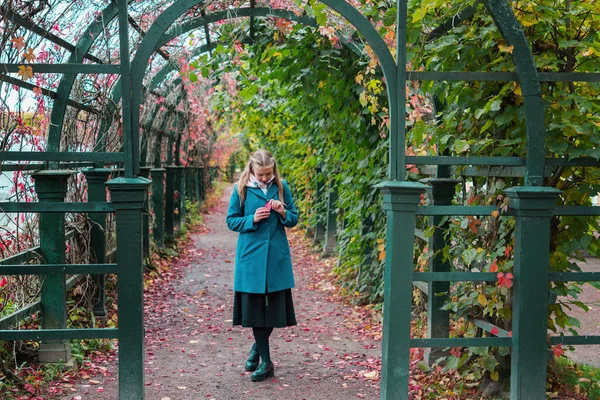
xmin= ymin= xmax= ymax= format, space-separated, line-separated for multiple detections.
xmin=244 ymin=343 xmax=260 ymax=371
xmin=250 ymin=361 xmax=274 ymax=382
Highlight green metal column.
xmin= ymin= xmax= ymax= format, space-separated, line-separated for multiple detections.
xmin=376 ymin=181 xmax=427 ymax=400
xmin=179 ymin=166 xmax=187 ymax=226
xmin=173 ymin=166 xmax=182 ymax=232
xmin=322 ymin=181 xmax=338 ymax=256
xmin=505 ymin=186 xmax=560 ymax=400
xmin=425 ymin=178 xmax=458 ymax=364
xmin=33 ymin=170 xmax=73 ymax=363
xmin=313 ymin=170 xmax=326 ymax=246
xmin=151 ymin=168 xmax=166 ymax=249
xmin=82 ymin=168 xmax=112 ymax=319
xmin=194 ymin=167 xmax=201 ymax=202
xmin=165 ymin=165 xmax=177 ymax=242
xmin=198 ymin=167 xmax=206 ymax=201
xmin=106 ymin=177 xmax=151 ymax=400
xmin=139 ymin=166 xmax=151 ymax=260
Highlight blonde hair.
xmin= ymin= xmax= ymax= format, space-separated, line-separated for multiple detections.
xmin=237 ymin=149 xmax=284 ymax=205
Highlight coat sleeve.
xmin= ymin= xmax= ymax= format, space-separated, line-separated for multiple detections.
xmin=226 ymin=185 xmax=258 ymax=233
xmin=280 ymin=180 xmax=299 ymax=228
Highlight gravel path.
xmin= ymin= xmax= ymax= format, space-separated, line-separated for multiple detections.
xmin=63 ymin=185 xmax=380 ymax=399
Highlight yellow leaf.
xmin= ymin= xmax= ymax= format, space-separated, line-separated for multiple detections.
xmin=477 ymin=293 xmax=488 ymax=306
xmin=377 ymin=243 xmax=385 ymax=252
xmin=491 ymin=210 xmax=499 ymax=218
xmin=378 ymin=250 xmax=386 ymax=261
xmin=513 ymin=83 xmax=522 ymax=96
xmin=490 ymin=370 xmax=499 ymax=382
xmin=498 ymin=44 xmax=514 ymax=54
xmin=17 ymin=65 xmax=33 ymax=80
xmin=355 ymin=73 xmax=364 ymax=85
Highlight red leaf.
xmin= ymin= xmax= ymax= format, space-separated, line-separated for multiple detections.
xmin=490 ymin=327 xmax=500 ymax=335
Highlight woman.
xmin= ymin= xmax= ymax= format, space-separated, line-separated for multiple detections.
xmin=226 ymin=149 xmax=299 ymax=382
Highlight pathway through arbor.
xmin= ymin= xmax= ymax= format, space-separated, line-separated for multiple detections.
xmin=64 ymin=185 xmax=380 ymax=399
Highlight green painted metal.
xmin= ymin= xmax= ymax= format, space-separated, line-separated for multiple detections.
xmin=179 ymin=167 xmax=187 ymax=225
xmin=32 ymin=170 xmax=72 ymax=363
xmin=118 ymin=0 xmax=135 ymax=177
xmin=425 ymin=179 xmax=458 ymax=364
xmin=484 ymin=0 xmax=545 ymax=186
xmin=47 ymin=1 xmax=125 ymax=152
xmin=471 ymin=318 xmax=511 ymax=337
xmin=417 ymin=206 xmax=497 ymax=216
xmin=0 ymin=302 xmax=42 ymax=330
xmin=549 ymin=272 xmax=600 ymax=281
xmin=549 ymin=336 xmax=600 ymax=345
xmin=151 ymin=168 xmax=166 ymax=249
xmin=0 ymin=264 xmax=117 ymax=275
xmin=505 ymin=186 xmax=560 ymax=399
xmin=83 ymin=168 xmax=112 ymax=318
xmin=0 ymin=328 xmax=118 ymax=341
xmin=376 ymin=181 xmax=427 ymax=400
xmin=165 ymin=165 xmax=177 ymax=241
xmin=131 ymin=0 xmax=395 ymax=182
xmin=0 ymin=152 xmax=125 ymax=162
xmin=139 ymin=167 xmax=152 ymax=259
xmin=0 ymin=202 xmax=114 ymax=213
xmin=413 ymin=272 xmax=499 ymax=281
xmin=0 ymin=64 xmax=120 ymax=74
xmin=313 ymin=170 xmax=326 ymax=245
xmin=106 ymin=177 xmax=151 ymax=399
xmin=412 ymin=337 xmax=512 ymax=347
xmin=322 ymin=181 xmax=338 ymax=255
xmin=406 ymin=71 xmax=600 ymax=82
xmin=0 ymin=75 xmax=99 ymax=114
xmin=393 ymin=0 xmax=408 ymax=181
xmin=0 ymin=5 xmax=104 ymax=64
xmin=173 ymin=166 xmax=183 ymax=231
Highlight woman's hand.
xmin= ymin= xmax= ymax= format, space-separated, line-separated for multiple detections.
xmin=253 ymin=207 xmax=270 ymax=223
xmin=269 ymin=200 xmax=287 ymax=219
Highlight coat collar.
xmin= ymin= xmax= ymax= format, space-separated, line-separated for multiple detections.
xmin=247 ymin=183 xmax=279 ymax=201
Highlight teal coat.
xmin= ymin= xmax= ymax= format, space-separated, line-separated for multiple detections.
xmin=226 ymin=180 xmax=299 ymax=294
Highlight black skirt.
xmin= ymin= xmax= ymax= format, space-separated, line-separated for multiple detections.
xmin=233 ymin=289 xmax=297 ymax=328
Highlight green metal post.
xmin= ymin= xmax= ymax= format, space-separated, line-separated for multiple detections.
xmin=139 ymin=166 xmax=151 ymax=260
xmin=313 ymin=170 xmax=326 ymax=246
xmin=83 ymin=168 xmax=112 ymax=319
xmin=150 ymin=168 xmax=166 ymax=249
xmin=425 ymin=178 xmax=458 ymax=364
xmin=199 ymin=167 xmax=206 ymax=200
xmin=106 ymin=177 xmax=150 ymax=400
xmin=229 ymin=162 xmax=235 ymax=183
xmin=165 ymin=165 xmax=176 ymax=242
xmin=186 ymin=167 xmax=194 ymax=200
xmin=505 ymin=186 xmax=560 ymax=400
xmin=174 ymin=166 xmax=182 ymax=232
xmin=33 ymin=170 xmax=72 ymax=363
xmin=376 ymin=181 xmax=427 ymax=400
xmin=322 ymin=181 xmax=338 ymax=256
xmin=194 ymin=168 xmax=201 ymax=202
xmin=179 ymin=166 xmax=187 ymax=226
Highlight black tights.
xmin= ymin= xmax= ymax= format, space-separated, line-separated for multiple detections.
xmin=252 ymin=327 xmax=273 ymax=364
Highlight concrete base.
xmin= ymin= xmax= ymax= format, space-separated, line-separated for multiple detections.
xmin=38 ymin=341 xmax=72 ymax=364
xmin=424 ymin=348 xmax=449 ymax=366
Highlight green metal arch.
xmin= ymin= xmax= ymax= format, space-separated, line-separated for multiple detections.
xmin=130 ymin=0 xmax=396 ymax=175
xmin=47 ymin=1 xmax=129 ymax=152
xmin=483 ymin=0 xmax=545 ymax=186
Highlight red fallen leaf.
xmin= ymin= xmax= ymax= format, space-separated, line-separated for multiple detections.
xmin=0 ymin=276 xmax=8 ymax=288
xmin=490 ymin=327 xmax=500 ymax=335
